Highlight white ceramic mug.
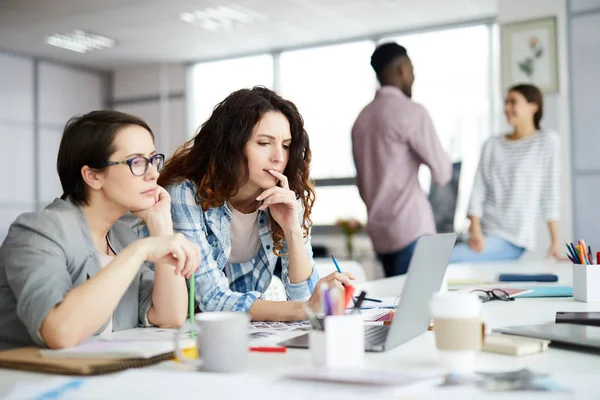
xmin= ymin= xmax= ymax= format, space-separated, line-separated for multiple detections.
xmin=175 ymin=312 xmax=250 ymax=373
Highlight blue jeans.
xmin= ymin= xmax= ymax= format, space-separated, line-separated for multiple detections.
xmin=449 ymin=236 xmax=525 ymax=263
xmin=377 ymin=239 xmax=418 ymax=277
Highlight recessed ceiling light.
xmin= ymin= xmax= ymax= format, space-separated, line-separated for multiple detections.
xmin=180 ymin=5 xmax=267 ymax=31
xmin=46 ymin=30 xmax=115 ymax=54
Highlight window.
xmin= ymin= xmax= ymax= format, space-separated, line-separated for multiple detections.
xmin=311 ymin=185 xmax=367 ymax=227
xmin=381 ymin=25 xmax=494 ymax=231
xmin=189 ymin=54 xmax=274 ymax=134
xmin=279 ymin=41 xmax=375 ymax=226
xmin=188 ymin=23 xmax=495 ymax=230
xmin=279 ymin=41 xmax=376 ymax=180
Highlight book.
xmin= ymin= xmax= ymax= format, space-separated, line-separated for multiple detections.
xmin=0 ymin=347 xmax=174 ymax=376
xmin=497 ymin=273 xmax=559 ymax=282
xmin=483 ymin=333 xmax=550 ymax=356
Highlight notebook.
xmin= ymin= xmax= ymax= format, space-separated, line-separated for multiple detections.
xmin=511 ymin=286 xmax=573 ymax=298
xmin=0 ymin=347 xmax=174 ymax=376
xmin=494 ymin=323 xmax=600 ymax=351
xmin=497 ymin=273 xmax=559 ymax=282
xmin=40 ymin=340 xmax=185 ymax=359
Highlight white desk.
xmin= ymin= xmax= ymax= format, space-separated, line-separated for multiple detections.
xmin=2 ymin=260 xmax=600 ymax=399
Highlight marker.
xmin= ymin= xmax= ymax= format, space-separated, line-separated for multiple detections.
xmin=249 ymin=347 xmax=287 ymax=353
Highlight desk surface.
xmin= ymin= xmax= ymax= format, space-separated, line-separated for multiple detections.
xmin=2 ymin=260 xmax=599 ymax=398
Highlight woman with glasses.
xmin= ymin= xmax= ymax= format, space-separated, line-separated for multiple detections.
xmin=0 ymin=110 xmax=200 ymax=350
xmin=148 ymin=87 xmax=353 ymax=321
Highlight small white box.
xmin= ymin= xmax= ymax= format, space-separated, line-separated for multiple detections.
xmin=309 ymin=314 xmax=364 ymax=368
xmin=572 ymin=264 xmax=600 ymax=302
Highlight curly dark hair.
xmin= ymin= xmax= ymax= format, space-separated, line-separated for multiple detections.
xmin=159 ymin=86 xmax=315 ymax=255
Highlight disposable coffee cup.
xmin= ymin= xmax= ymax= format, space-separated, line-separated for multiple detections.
xmin=430 ymin=292 xmax=483 ymax=373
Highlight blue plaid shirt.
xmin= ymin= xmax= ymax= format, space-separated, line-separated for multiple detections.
xmin=140 ymin=180 xmax=319 ymax=313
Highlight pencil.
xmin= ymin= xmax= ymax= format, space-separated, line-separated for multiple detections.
xmin=189 ymin=276 xmax=195 ymax=339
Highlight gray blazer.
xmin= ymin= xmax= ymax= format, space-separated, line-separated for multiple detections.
xmin=0 ymin=198 xmax=154 ymax=349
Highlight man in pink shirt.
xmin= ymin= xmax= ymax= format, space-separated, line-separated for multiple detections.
xmin=352 ymin=42 xmax=451 ymax=277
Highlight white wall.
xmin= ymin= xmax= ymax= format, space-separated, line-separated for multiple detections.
xmin=38 ymin=62 xmax=105 ymax=205
xmin=0 ymin=53 xmax=35 ymax=242
xmin=569 ymin=0 xmax=600 ymax=249
xmin=0 ymin=53 xmax=106 ymax=242
xmin=497 ymin=0 xmax=574 ymax=258
xmin=111 ymin=64 xmax=187 ymax=158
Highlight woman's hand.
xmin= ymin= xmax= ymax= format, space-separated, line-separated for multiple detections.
xmin=139 ymin=233 xmax=200 ymax=279
xmin=468 ymin=230 xmax=485 ymax=253
xmin=547 ymin=242 xmax=568 ymax=261
xmin=132 ymin=186 xmax=173 ymax=235
xmin=256 ymin=170 xmax=300 ymax=234
xmin=305 ymin=271 xmax=355 ymax=312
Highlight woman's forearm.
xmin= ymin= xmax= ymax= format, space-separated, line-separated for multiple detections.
xmin=547 ymin=220 xmax=560 ymax=244
xmin=40 ymin=242 xmax=147 ymax=349
xmin=468 ymin=216 xmax=482 ymax=233
xmin=146 ymin=218 xmax=188 ymax=328
xmin=147 ymin=264 xmax=188 ymax=328
xmin=283 ymin=227 xmax=313 ymax=283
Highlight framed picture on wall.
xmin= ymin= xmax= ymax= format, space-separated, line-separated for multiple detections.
xmin=501 ymin=16 xmax=559 ymax=94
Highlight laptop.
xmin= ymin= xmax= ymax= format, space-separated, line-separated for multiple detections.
xmin=494 ymin=323 xmax=600 ymax=351
xmin=279 ymin=232 xmax=457 ymax=352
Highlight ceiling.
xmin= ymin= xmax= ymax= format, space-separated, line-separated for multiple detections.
xmin=0 ymin=0 xmax=496 ymax=70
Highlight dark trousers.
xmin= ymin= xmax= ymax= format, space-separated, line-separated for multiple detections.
xmin=377 ymin=239 xmax=418 ymax=277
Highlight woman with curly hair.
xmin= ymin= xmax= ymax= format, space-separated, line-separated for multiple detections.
xmin=152 ymin=86 xmax=353 ymax=321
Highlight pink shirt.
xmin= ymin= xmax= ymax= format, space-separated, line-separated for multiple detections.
xmin=352 ymin=86 xmax=451 ymax=253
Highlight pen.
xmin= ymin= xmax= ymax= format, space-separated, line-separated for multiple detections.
xmin=331 ymin=254 xmax=343 ymax=274
xmin=189 ymin=276 xmax=195 ymax=339
xmin=249 ymin=346 xmax=287 ymax=353
xmin=352 ymin=291 xmax=367 ymax=313
xmin=355 ymin=296 xmax=382 ymax=303
xmin=565 ymin=241 xmax=577 ymax=261
xmin=331 ymin=255 xmax=356 ymax=306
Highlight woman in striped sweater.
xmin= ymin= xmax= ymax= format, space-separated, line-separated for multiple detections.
xmin=450 ymin=84 xmax=564 ymax=263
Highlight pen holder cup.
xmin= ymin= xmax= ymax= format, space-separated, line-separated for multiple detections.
xmin=573 ymin=264 xmax=600 ymax=302
xmin=309 ymin=314 xmax=364 ymax=369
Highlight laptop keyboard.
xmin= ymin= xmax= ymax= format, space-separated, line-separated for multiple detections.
xmin=365 ymin=325 xmax=389 ymax=347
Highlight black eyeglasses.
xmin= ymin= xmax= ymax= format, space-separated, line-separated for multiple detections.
xmin=101 ymin=153 xmax=165 ymax=176
xmin=470 ymin=288 xmax=515 ymax=303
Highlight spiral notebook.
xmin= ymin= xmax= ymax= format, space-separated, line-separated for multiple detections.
xmin=0 ymin=346 xmax=174 ymax=376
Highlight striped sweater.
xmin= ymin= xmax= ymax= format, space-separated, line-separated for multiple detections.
xmin=467 ymin=130 xmax=560 ymax=250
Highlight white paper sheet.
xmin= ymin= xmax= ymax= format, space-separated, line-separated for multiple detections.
xmin=353 ymin=296 xmax=400 ymax=309
xmin=248 ymin=321 xmax=310 ymax=345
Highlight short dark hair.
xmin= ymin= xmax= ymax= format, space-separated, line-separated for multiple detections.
xmin=370 ymin=42 xmax=408 ymax=75
xmin=57 ymin=110 xmax=154 ymax=205
xmin=509 ymin=84 xmax=544 ymax=129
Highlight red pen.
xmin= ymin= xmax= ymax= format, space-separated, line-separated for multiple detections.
xmin=249 ymin=346 xmax=287 ymax=353
xmin=596 ymin=252 xmax=600 ymax=265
